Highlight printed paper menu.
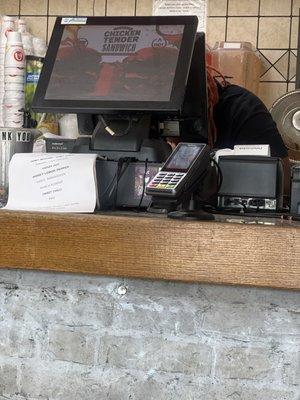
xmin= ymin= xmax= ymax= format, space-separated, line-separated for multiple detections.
xmin=4 ymin=153 xmax=99 ymax=213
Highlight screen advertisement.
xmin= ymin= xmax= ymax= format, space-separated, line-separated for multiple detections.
xmin=45 ymin=24 xmax=184 ymax=102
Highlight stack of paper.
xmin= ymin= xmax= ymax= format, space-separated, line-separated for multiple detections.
xmin=4 ymin=153 xmax=99 ymax=212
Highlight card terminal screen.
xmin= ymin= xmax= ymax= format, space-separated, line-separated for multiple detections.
xmin=163 ymin=144 xmax=204 ymax=172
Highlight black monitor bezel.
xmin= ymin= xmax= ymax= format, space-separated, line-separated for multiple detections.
xmin=32 ymin=15 xmax=198 ymax=115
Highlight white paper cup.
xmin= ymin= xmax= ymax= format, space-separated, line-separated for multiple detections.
xmin=6 ymin=31 xmax=22 ymax=45
xmin=2 ymin=16 xmax=16 ymax=23
xmin=4 ymin=88 xmax=24 ymax=93
xmin=5 ymin=114 xmax=23 ymax=120
xmin=4 ymin=113 xmax=24 ymax=120
xmin=4 ymin=103 xmax=24 ymax=112
xmin=4 ymin=123 xmax=23 ymax=128
xmin=5 ymin=108 xmax=24 ymax=114
xmin=4 ymin=91 xmax=24 ymax=97
xmin=17 ymin=19 xmax=27 ymax=34
xmin=5 ymin=82 xmax=24 ymax=91
xmin=5 ymin=115 xmax=24 ymax=121
xmin=5 ymin=44 xmax=25 ymax=69
xmin=4 ymin=92 xmax=25 ymax=100
xmin=4 ymin=67 xmax=25 ymax=76
xmin=5 ymin=115 xmax=24 ymax=122
xmin=4 ymin=111 xmax=24 ymax=118
xmin=0 ymin=17 xmax=15 ymax=49
xmin=5 ymin=74 xmax=24 ymax=83
xmin=4 ymin=110 xmax=24 ymax=116
xmin=5 ymin=111 xmax=24 ymax=117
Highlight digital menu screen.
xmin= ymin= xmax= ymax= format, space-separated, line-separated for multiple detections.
xmin=45 ymin=24 xmax=184 ymax=102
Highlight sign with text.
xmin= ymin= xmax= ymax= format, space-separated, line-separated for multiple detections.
xmin=152 ymin=0 xmax=207 ymax=31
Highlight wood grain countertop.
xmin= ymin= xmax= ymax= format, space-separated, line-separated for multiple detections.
xmin=0 ymin=210 xmax=299 ymax=290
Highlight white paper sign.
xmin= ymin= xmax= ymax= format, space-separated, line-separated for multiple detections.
xmin=152 ymin=0 xmax=207 ymax=32
xmin=4 ymin=153 xmax=99 ymax=213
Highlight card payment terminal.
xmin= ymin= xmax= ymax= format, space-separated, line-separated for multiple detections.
xmin=146 ymin=143 xmax=211 ymax=199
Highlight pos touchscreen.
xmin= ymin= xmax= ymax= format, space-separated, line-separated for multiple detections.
xmin=32 ymin=16 xmax=199 ymax=116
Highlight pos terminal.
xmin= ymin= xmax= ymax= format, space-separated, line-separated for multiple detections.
xmin=146 ymin=143 xmax=215 ymax=218
xmin=146 ymin=143 xmax=210 ymax=197
xmin=32 ymin=15 xmax=210 ymax=210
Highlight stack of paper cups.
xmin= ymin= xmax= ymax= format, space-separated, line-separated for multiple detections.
xmin=0 ymin=16 xmax=16 ymax=127
xmin=4 ymin=31 xmax=25 ymax=128
xmin=0 ymin=16 xmax=15 ymax=48
xmin=17 ymin=19 xmax=27 ymax=34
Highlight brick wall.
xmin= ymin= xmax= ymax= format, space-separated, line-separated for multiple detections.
xmin=0 ymin=268 xmax=299 ymax=399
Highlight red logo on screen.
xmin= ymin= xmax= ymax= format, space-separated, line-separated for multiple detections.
xmin=13 ymin=51 xmax=24 ymax=62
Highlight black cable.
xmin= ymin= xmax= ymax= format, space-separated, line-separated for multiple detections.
xmin=108 ymin=158 xmax=131 ymax=208
xmin=233 ymin=200 xmax=248 ymax=212
xmin=137 ymin=158 xmax=149 ymax=212
xmin=210 ymin=157 xmax=223 ymax=193
xmin=99 ymin=115 xmax=132 ymax=137
xmin=99 ymin=158 xmax=131 ymax=203
xmin=113 ymin=159 xmax=124 ymax=209
xmin=99 ymin=173 xmax=117 ymax=199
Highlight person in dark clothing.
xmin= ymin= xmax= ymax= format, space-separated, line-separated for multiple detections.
xmin=212 ymin=79 xmax=290 ymax=195
xmin=213 ymin=83 xmax=288 ymax=159
xmin=170 ymin=68 xmax=290 ymax=194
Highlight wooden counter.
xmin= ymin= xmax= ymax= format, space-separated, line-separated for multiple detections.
xmin=0 ymin=210 xmax=299 ymax=290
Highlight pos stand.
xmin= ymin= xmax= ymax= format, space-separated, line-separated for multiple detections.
xmin=148 ymin=167 xmax=215 ymax=220
xmin=90 ymin=114 xmax=171 ymax=162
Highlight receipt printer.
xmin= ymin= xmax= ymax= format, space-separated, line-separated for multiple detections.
xmin=218 ymin=156 xmax=283 ymax=211
xmin=291 ymin=166 xmax=300 ymax=215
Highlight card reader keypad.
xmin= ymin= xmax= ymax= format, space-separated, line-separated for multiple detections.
xmin=148 ymin=172 xmax=185 ymax=190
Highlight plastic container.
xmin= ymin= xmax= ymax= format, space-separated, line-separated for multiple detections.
xmin=210 ymin=41 xmax=262 ymax=95
xmin=59 ymin=114 xmax=79 ymax=138
xmin=25 ymin=55 xmax=44 ymax=127
xmin=32 ymin=37 xmax=47 ymax=57
xmin=17 ymin=19 xmax=27 ymax=34
xmin=21 ymin=33 xmax=34 ymax=56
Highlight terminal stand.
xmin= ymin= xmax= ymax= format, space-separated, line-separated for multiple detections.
xmin=90 ymin=114 xmax=171 ymax=162
xmin=148 ymin=167 xmax=216 ymax=220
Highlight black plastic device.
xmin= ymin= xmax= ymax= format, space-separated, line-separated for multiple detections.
xmin=291 ymin=166 xmax=300 ymax=215
xmin=32 ymin=15 xmax=199 ymax=116
xmin=146 ymin=142 xmax=211 ymax=199
xmin=32 ymin=16 xmax=209 ymax=162
xmin=218 ymin=155 xmax=284 ymax=211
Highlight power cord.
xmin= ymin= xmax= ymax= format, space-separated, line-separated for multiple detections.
xmin=99 ymin=115 xmax=132 ymax=137
xmin=210 ymin=157 xmax=223 ymax=193
xmin=137 ymin=158 xmax=149 ymax=212
xmin=112 ymin=158 xmax=131 ymax=208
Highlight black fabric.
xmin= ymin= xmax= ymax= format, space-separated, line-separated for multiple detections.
xmin=213 ymin=84 xmax=288 ymax=158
